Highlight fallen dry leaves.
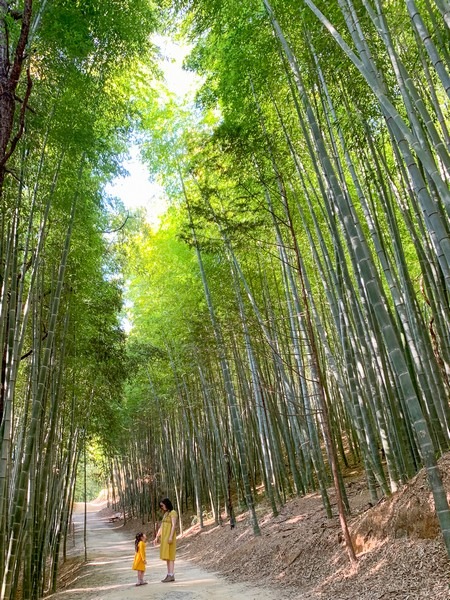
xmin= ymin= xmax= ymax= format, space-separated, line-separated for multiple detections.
xmin=176 ymin=455 xmax=450 ymax=599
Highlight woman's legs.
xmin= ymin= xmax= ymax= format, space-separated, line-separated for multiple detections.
xmin=162 ymin=560 xmax=175 ymax=582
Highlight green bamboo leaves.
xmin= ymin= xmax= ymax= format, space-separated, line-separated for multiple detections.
xmin=0 ymin=2 xmax=158 ymax=598
xmin=115 ymin=0 xmax=450 ymax=565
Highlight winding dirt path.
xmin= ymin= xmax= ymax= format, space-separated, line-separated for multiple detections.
xmin=46 ymin=504 xmax=279 ymax=600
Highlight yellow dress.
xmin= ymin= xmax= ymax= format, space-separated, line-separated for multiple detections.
xmin=132 ymin=540 xmax=146 ymax=571
xmin=160 ymin=510 xmax=177 ymax=561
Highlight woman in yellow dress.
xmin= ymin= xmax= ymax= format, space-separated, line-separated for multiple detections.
xmin=154 ymin=498 xmax=177 ymax=582
xmin=132 ymin=532 xmax=147 ymax=586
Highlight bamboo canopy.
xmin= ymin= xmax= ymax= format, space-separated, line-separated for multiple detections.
xmin=1 ymin=0 xmax=449 ymax=597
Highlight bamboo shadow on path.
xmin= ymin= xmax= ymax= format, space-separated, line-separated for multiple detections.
xmin=46 ymin=506 xmax=281 ymax=600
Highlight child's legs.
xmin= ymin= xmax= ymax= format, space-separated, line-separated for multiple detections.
xmin=138 ymin=569 xmax=144 ymax=582
xmin=168 ymin=560 xmax=175 ymax=575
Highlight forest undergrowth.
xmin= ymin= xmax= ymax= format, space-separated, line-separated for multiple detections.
xmin=115 ymin=455 xmax=450 ymax=600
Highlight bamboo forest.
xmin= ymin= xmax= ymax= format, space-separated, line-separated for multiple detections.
xmin=1 ymin=0 xmax=450 ymax=598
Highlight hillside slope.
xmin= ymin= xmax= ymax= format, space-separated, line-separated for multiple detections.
xmin=178 ymin=456 xmax=450 ymax=599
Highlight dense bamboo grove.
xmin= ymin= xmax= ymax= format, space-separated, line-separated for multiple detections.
xmin=108 ymin=0 xmax=450 ymax=563
xmin=0 ymin=2 xmax=157 ymax=598
xmin=2 ymin=0 xmax=450 ymax=598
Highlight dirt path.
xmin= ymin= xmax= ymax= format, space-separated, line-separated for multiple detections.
xmin=46 ymin=505 xmax=279 ymax=600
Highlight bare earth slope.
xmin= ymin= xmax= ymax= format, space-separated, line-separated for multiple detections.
xmin=181 ymin=457 xmax=450 ymax=599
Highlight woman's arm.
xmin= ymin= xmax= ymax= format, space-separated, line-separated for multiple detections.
xmin=153 ymin=524 xmax=162 ymax=546
xmin=168 ymin=513 xmax=177 ymax=543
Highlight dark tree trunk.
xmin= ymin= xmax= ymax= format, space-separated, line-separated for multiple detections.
xmin=0 ymin=0 xmax=33 ymax=195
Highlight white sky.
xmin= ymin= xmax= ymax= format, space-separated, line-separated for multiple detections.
xmin=105 ymin=146 xmax=166 ymax=227
xmin=105 ymin=36 xmax=200 ymax=227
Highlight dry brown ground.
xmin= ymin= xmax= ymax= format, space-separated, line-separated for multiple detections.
xmin=49 ymin=503 xmax=279 ymax=600
xmin=169 ymin=455 xmax=450 ymax=599
xmin=56 ymin=455 xmax=450 ymax=599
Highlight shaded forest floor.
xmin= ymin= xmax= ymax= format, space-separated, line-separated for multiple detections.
xmin=65 ymin=455 xmax=450 ymax=599
xmin=49 ymin=503 xmax=278 ymax=600
xmin=170 ymin=455 xmax=450 ymax=599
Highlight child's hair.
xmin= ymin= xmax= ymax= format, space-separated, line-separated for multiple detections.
xmin=160 ymin=497 xmax=174 ymax=511
xmin=135 ymin=532 xmax=144 ymax=552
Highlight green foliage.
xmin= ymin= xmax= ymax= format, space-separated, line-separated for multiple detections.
xmin=112 ymin=0 xmax=450 ymax=555
xmin=74 ymin=441 xmax=107 ymax=502
xmin=1 ymin=2 xmax=163 ymax=595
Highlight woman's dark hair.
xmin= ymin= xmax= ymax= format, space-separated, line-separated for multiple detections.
xmin=135 ymin=532 xmax=144 ymax=552
xmin=160 ymin=497 xmax=173 ymax=511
